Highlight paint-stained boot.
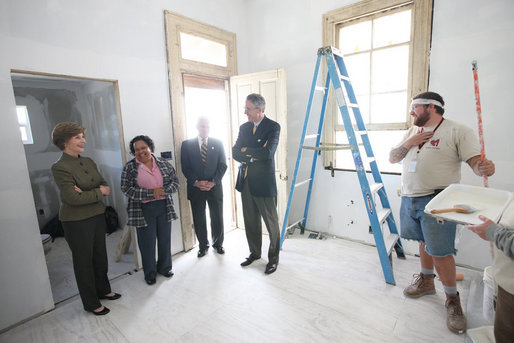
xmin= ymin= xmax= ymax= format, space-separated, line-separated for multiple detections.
xmin=403 ymin=273 xmax=436 ymax=298
xmin=445 ymin=292 xmax=466 ymax=334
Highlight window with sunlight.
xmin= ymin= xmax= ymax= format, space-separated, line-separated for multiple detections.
xmin=333 ymin=6 xmax=413 ymax=173
xmin=180 ymin=32 xmax=227 ymax=67
xmin=16 ymin=105 xmax=34 ymax=144
xmin=338 ymin=7 xmax=411 ymax=129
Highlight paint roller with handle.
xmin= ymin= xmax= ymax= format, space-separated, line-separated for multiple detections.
xmin=472 ymin=60 xmax=488 ymax=188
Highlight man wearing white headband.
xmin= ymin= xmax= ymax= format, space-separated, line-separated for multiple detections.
xmin=389 ymin=91 xmax=495 ymax=334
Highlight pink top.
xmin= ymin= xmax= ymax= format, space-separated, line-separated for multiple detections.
xmin=137 ymin=155 xmax=165 ymax=203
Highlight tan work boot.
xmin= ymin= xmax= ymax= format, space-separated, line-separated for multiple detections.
xmin=445 ymin=292 xmax=466 ymax=334
xmin=403 ymin=273 xmax=436 ymax=298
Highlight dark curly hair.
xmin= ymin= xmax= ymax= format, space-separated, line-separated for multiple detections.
xmin=129 ymin=135 xmax=154 ymax=155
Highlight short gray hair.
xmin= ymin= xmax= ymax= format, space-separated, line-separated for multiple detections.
xmin=246 ymin=93 xmax=266 ymax=112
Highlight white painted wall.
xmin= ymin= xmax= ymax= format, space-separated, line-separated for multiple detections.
xmin=0 ymin=0 xmax=247 ymax=331
xmin=246 ymin=0 xmax=514 ymax=269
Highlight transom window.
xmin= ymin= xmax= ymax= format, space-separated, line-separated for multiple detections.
xmin=180 ymin=32 xmax=227 ymax=67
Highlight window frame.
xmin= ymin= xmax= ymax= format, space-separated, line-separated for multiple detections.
xmin=322 ymin=0 xmax=433 ymax=169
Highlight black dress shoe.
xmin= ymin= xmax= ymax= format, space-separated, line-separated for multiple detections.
xmin=213 ymin=246 xmax=225 ymax=254
xmin=146 ymin=279 xmax=156 ymax=285
xmin=240 ymin=255 xmax=260 ymax=267
xmin=197 ymin=249 xmax=207 ymax=258
xmin=264 ymin=262 xmax=278 ymax=275
xmin=100 ymin=293 xmax=121 ymax=300
xmin=89 ymin=306 xmax=110 ymax=316
xmin=160 ymin=271 xmax=174 ymax=278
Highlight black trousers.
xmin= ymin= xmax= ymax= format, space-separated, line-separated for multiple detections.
xmin=62 ymin=213 xmax=111 ymax=311
xmin=137 ymin=199 xmax=172 ymax=281
xmin=190 ymin=191 xmax=224 ymax=250
xmin=241 ymin=180 xmax=280 ymax=264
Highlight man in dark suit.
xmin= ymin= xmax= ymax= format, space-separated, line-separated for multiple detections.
xmin=232 ymin=93 xmax=281 ymax=274
xmin=181 ymin=117 xmax=227 ymax=257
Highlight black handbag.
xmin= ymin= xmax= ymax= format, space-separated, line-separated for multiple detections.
xmin=235 ymin=164 xmax=246 ymax=192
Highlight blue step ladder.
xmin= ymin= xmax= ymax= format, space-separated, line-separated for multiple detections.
xmin=279 ymin=46 xmax=405 ymax=285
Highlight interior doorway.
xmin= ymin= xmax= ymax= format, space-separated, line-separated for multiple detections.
xmin=10 ymin=71 xmax=135 ymax=304
xmin=183 ymin=75 xmax=234 ymax=231
xmin=165 ymin=11 xmax=238 ymax=250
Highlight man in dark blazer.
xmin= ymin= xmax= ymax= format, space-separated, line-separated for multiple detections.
xmin=181 ymin=117 xmax=227 ymax=257
xmin=232 ymin=93 xmax=281 ymax=274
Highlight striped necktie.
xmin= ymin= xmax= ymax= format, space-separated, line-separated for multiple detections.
xmin=200 ymin=139 xmax=208 ymax=165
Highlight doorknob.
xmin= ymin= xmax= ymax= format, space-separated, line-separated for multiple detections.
xmin=280 ymin=173 xmax=288 ymax=181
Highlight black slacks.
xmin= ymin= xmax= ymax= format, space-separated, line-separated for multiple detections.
xmin=190 ymin=190 xmax=224 ymax=250
xmin=137 ymin=199 xmax=172 ymax=281
xmin=62 ymin=213 xmax=111 ymax=311
xmin=241 ymin=180 xmax=280 ymax=264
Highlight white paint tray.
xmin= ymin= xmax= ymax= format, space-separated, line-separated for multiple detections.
xmin=424 ymin=184 xmax=513 ymax=225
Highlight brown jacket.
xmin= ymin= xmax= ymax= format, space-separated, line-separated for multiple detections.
xmin=51 ymin=153 xmax=107 ymax=222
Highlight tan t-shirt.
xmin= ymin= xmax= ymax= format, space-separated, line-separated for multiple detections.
xmin=399 ymin=118 xmax=480 ymax=197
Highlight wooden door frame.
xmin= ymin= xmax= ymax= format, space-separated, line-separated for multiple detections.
xmin=164 ymin=11 xmax=238 ymax=251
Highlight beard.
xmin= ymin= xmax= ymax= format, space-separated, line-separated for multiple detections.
xmin=413 ymin=108 xmax=430 ymax=126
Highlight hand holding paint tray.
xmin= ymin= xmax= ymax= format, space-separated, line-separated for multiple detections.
xmin=425 ymin=184 xmax=512 ymax=225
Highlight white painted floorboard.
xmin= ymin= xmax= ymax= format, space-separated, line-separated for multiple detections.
xmin=0 ymin=229 xmax=484 ymax=342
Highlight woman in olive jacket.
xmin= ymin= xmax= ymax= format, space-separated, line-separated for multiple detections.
xmin=51 ymin=122 xmax=120 ymax=316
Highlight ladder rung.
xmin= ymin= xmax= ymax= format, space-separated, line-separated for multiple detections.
xmin=294 ymin=179 xmax=312 ymax=188
xmin=348 ymin=103 xmax=359 ymax=108
xmin=287 ymin=218 xmax=305 ymax=230
xmin=301 ymin=145 xmax=351 ymax=151
xmin=377 ymin=208 xmax=391 ymax=223
xmin=304 ymin=134 xmax=319 ymax=140
xmin=385 ymin=233 xmax=399 ymax=256
xmin=340 ymin=75 xmax=350 ymax=82
xmin=354 ymin=130 xmax=367 ymax=136
xmin=315 ymin=86 xmax=326 ymax=92
xmin=369 ymin=183 xmax=383 ymax=194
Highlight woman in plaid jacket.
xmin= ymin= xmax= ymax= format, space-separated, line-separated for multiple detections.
xmin=121 ymin=135 xmax=179 ymax=285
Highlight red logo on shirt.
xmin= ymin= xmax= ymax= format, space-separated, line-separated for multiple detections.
xmin=430 ymin=139 xmax=440 ymax=147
